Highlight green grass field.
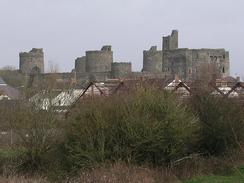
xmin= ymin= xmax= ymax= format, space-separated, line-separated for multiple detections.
xmin=186 ymin=167 xmax=244 ymax=183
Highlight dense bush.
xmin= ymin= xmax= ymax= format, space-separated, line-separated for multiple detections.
xmin=0 ymin=102 xmax=62 ymax=173
xmin=1 ymin=87 xmax=244 ymax=180
xmin=0 ymin=148 xmax=27 ymax=175
xmin=63 ymin=88 xmax=198 ymax=171
xmin=190 ymin=94 xmax=244 ymax=155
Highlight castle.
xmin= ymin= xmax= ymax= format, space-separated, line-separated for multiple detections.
xmin=143 ymin=30 xmax=230 ymax=80
xmin=19 ymin=30 xmax=230 ymax=82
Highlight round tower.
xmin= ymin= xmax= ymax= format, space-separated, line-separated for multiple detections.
xmin=86 ymin=46 xmax=113 ymax=73
xmin=111 ymin=62 xmax=132 ymax=78
xmin=75 ymin=56 xmax=86 ymax=73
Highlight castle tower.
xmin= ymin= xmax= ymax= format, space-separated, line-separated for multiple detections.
xmin=19 ymin=48 xmax=44 ymax=74
xmin=86 ymin=45 xmax=113 ymax=73
xmin=143 ymin=46 xmax=162 ymax=72
xmin=75 ymin=56 xmax=86 ymax=73
xmin=163 ymin=30 xmax=178 ymax=50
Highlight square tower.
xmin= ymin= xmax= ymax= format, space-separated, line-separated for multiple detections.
xmin=163 ymin=30 xmax=178 ymax=50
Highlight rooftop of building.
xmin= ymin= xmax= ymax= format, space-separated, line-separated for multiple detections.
xmin=0 ymin=77 xmax=6 ymax=86
xmin=0 ymin=77 xmax=20 ymax=100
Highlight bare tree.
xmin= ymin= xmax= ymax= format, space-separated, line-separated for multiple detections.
xmin=1 ymin=65 xmax=16 ymax=71
xmin=47 ymin=60 xmax=60 ymax=74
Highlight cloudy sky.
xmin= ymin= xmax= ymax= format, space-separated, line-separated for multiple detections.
xmin=0 ymin=0 xmax=243 ymax=77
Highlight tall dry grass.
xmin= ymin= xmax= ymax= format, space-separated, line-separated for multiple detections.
xmin=0 ymin=153 xmax=243 ymax=183
xmin=0 ymin=176 xmax=48 ymax=183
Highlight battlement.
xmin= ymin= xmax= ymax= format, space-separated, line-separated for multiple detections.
xmin=20 ymin=48 xmax=44 ymax=58
xmin=112 ymin=62 xmax=131 ymax=65
xmin=30 ymin=48 xmax=43 ymax=53
xmin=149 ymin=46 xmax=158 ymax=52
xmin=20 ymin=48 xmax=43 ymax=54
xmin=101 ymin=45 xmax=112 ymax=51
xmin=86 ymin=45 xmax=113 ymax=54
xmin=144 ymin=46 xmax=162 ymax=56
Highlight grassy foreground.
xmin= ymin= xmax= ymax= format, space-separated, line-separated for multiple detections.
xmin=0 ymin=164 xmax=243 ymax=182
xmin=186 ymin=167 xmax=244 ymax=183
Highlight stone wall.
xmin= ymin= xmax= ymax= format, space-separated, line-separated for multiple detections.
xmin=143 ymin=46 xmax=162 ymax=72
xmin=111 ymin=62 xmax=132 ymax=78
xmin=162 ymin=48 xmax=230 ymax=81
xmin=162 ymin=49 xmax=188 ymax=80
xmin=131 ymin=72 xmax=168 ymax=79
xmin=190 ymin=49 xmax=230 ymax=80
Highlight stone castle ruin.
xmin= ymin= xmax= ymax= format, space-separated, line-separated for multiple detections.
xmin=143 ymin=30 xmax=230 ymax=80
xmin=19 ymin=48 xmax=44 ymax=75
xmin=74 ymin=45 xmax=132 ymax=81
xmin=19 ymin=30 xmax=230 ymax=82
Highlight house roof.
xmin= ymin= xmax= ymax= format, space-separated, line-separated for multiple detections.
xmin=165 ymin=80 xmax=190 ymax=91
xmin=0 ymin=77 xmax=20 ymax=100
xmin=211 ymin=86 xmax=239 ymax=98
xmin=29 ymin=90 xmax=62 ymax=110
xmin=0 ymin=77 xmax=6 ymax=86
xmin=164 ymin=79 xmax=191 ymax=98
xmin=52 ymin=89 xmax=84 ymax=107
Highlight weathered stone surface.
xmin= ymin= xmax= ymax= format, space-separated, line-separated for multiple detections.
xmin=143 ymin=46 xmax=162 ymax=73
xmin=160 ymin=30 xmax=229 ymax=81
xmin=19 ymin=48 xmax=44 ymax=74
xmin=75 ymin=56 xmax=86 ymax=73
xmin=162 ymin=47 xmax=230 ymax=81
xmin=163 ymin=30 xmax=178 ymax=50
xmin=86 ymin=46 xmax=113 ymax=73
xmin=111 ymin=62 xmax=132 ymax=78
xmin=19 ymin=31 xmax=230 ymax=82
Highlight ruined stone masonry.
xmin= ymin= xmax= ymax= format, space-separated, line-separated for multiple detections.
xmin=143 ymin=46 xmax=162 ymax=73
xmin=144 ymin=30 xmax=230 ymax=80
xmin=19 ymin=30 xmax=230 ymax=81
xmin=19 ymin=48 xmax=44 ymax=74
xmin=74 ymin=46 xmax=132 ymax=81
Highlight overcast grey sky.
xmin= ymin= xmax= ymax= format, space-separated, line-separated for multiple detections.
xmin=0 ymin=0 xmax=243 ymax=77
